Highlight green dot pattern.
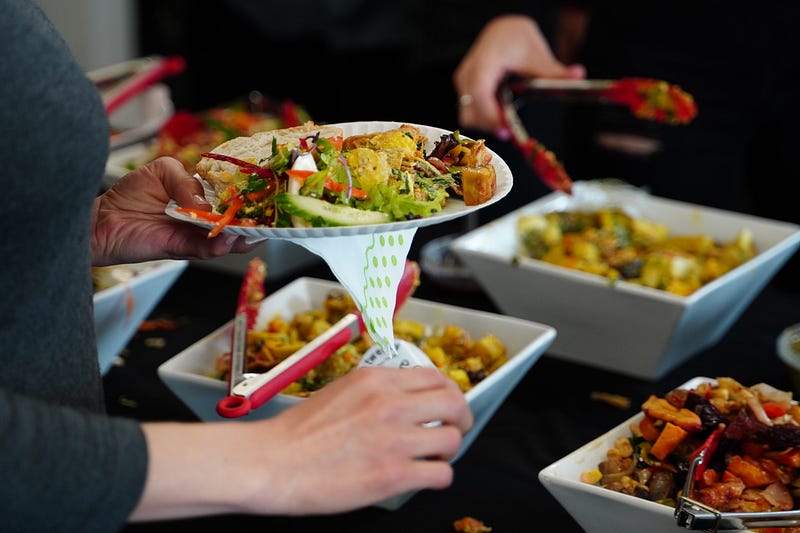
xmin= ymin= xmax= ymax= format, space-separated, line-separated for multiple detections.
xmin=360 ymin=230 xmax=411 ymax=351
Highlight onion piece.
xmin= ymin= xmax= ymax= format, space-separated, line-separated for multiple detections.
xmin=747 ymin=397 xmax=773 ymax=426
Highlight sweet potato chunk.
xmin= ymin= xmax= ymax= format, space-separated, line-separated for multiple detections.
xmin=459 ymin=165 xmax=496 ymax=206
xmin=641 ymin=395 xmax=702 ymax=432
xmin=650 ymin=422 xmax=689 ymax=460
xmin=726 ymin=455 xmax=777 ymax=488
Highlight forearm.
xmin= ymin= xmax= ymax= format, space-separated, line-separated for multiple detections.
xmin=130 ymin=421 xmax=269 ymax=521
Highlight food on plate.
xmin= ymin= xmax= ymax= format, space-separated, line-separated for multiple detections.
xmin=516 ymin=208 xmax=756 ymax=295
xmin=603 ymin=78 xmax=698 ymax=125
xmin=119 ymin=96 xmax=310 ymax=173
xmin=590 ymin=390 xmax=632 ymax=410
xmin=92 ymin=264 xmax=160 ymax=293
xmin=212 ymin=286 xmax=509 ymax=396
xmin=583 ymin=377 xmax=800 ymax=527
xmin=189 ymin=121 xmax=497 ymax=235
xmin=452 ymin=516 xmax=492 ymax=532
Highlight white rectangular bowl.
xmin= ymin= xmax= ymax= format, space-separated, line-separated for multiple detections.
xmin=94 ymin=259 xmax=187 ymax=374
xmin=537 ymin=377 xmax=757 ymax=533
xmin=451 ymin=181 xmax=800 ymax=380
xmin=158 ymin=276 xmax=555 ymax=508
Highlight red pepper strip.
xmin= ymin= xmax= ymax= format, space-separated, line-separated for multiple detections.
xmin=175 ymin=207 xmax=225 ymax=223
xmin=160 ymin=110 xmax=205 ymax=144
xmin=200 ymin=152 xmax=275 ymax=180
xmin=327 ymin=135 xmax=344 ymax=151
xmin=762 ymin=401 xmax=788 ymax=419
xmin=208 ymin=196 xmax=243 ymax=238
xmin=689 ymin=423 xmax=726 ymax=482
xmin=285 ymin=169 xmax=315 ymax=180
xmin=245 ymin=189 xmax=270 ymax=202
xmin=324 ymin=178 xmax=368 ymax=199
xmin=280 ymin=99 xmax=303 ymax=128
xmin=175 ymin=207 xmax=258 ymax=228
xmin=237 ymin=257 xmax=267 ymax=331
xmin=520 ymin=138 xmax=573 ymax=195
xmin=286 ymin=169 xmax=369 ymax=199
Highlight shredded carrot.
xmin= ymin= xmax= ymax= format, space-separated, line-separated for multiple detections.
xmin=175 ymin=207 xmax=225 ymax=222
xmin=208 ymin=196 xmax=243 ymax=238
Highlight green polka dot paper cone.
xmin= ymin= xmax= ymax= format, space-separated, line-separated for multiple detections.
xmin=292 ymin=228 xmax=417 ymax=354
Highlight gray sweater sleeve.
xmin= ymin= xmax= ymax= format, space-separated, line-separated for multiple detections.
xmin=0 ymin=391 xmax=148 ymax=532
xmin=0 ymin=1 xmax=149 ymax=530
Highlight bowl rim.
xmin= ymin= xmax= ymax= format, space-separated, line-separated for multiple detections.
xmin=452 ymin=181 xmax=800 ymax=304
xmin=158 ymin=275 xmax=556 ymax=404
xmin=93 ymin=259 xmax=188 ymax=303
xmin=537 ymin=377 xmax=739 ymax=528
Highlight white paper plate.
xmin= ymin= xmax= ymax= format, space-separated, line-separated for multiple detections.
xmin=164 ymin=121 xmax=513 ymax=239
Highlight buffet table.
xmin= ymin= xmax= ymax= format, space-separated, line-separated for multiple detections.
xmin=108 ymin=227 xmax=799 ymax=533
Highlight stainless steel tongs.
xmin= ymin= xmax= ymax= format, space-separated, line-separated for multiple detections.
xmin=496 ymin=76 xmax=574 ymax=194
xmin=675 ymin=447 xmax=800 ymax=531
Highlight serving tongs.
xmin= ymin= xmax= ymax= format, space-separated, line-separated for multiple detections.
xmin=91 ymin=54 xmax=186 ymax=115
xmin=497 ymin=77 xmax=575 ymax=195
xmin=216 ymin=312 xmax=363 ymax=418
xmin=497 ymin=76 xmax=698 ymax=195
xmin=216 ymin=259 xmax=424 ymax=418
xmin=674 ymin=425 xmax=800 ymax=531
xmin=502 ymin=76 xmax=697 ymax=125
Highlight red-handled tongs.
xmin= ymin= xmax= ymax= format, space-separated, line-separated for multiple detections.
xmin=216 ymin=260 xmax=421 ymax=418
xmin=97 ymin=55 xmax=186 ymax=115
xmin=218 ymin=257 xmax=266 ymax=416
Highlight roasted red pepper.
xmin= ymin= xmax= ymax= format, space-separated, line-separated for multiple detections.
xmin=603 ymin=78 xmax=698 ymax=125
xmin=689 ymin=423 xmax=726 ymax=481
xmin=520 ymin=138 xmax=573 ymax=195
xmin=237 ymin=257 xmax=267 ymax=331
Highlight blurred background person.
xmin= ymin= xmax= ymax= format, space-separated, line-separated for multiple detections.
xmin=134 ymin=0 xmax=568 ymax=226
xmin=453 ymin=1 xmax=800 ymax=290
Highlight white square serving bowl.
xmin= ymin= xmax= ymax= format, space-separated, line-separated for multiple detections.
xmin=451 ymin=181 xmax=800 ymax=380
xmin=537 ymin=377 xmax=746 ymax=533
xmin=94 ymin=259 xmax=187 ymax=374
xmin=158 ymin=277 xmax=555 ymax=481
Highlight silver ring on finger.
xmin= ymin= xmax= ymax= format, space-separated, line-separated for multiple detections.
xmin=458 ymin=94 xmax=474 ymax=107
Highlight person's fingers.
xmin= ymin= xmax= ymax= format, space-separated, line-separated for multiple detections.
xmin=389 ymin=423 xmax=465 ymax=461
xmin=454 ymin=15 xmax=588 ymax=133
xmin=344 ymin=368 xmax=473 ymax=434
xmin=393 ymin=457 xmax=455 ymax=491
xmin=203 ymin=234 xmax=261 ymax=257
xmin=457 ymin=77 xmax=505 ymax=132
xmin=150 ymin=156 xmax=210 ymax=210
xmin=394 ymin=387 xmax=473 ymax=432
xmin=565 ymin=63 xmax=587 ymax=80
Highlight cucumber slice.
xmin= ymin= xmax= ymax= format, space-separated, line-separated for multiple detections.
xmin=276 ymin=193 xmax=391 ymax=227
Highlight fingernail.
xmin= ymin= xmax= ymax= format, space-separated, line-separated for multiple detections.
xmin=494 ymin=127 xmax=511 ymax=141
xmin=193 ymin=194 xmax=210 ymax=205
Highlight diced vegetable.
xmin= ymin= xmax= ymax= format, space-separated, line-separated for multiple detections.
xmin=650 ymin=422 xmax=688 ymax=461
xmin=275 ymin=193 xmax=390 ymax=226
xmin=459 ymin=165 xmax=497 ymax=206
